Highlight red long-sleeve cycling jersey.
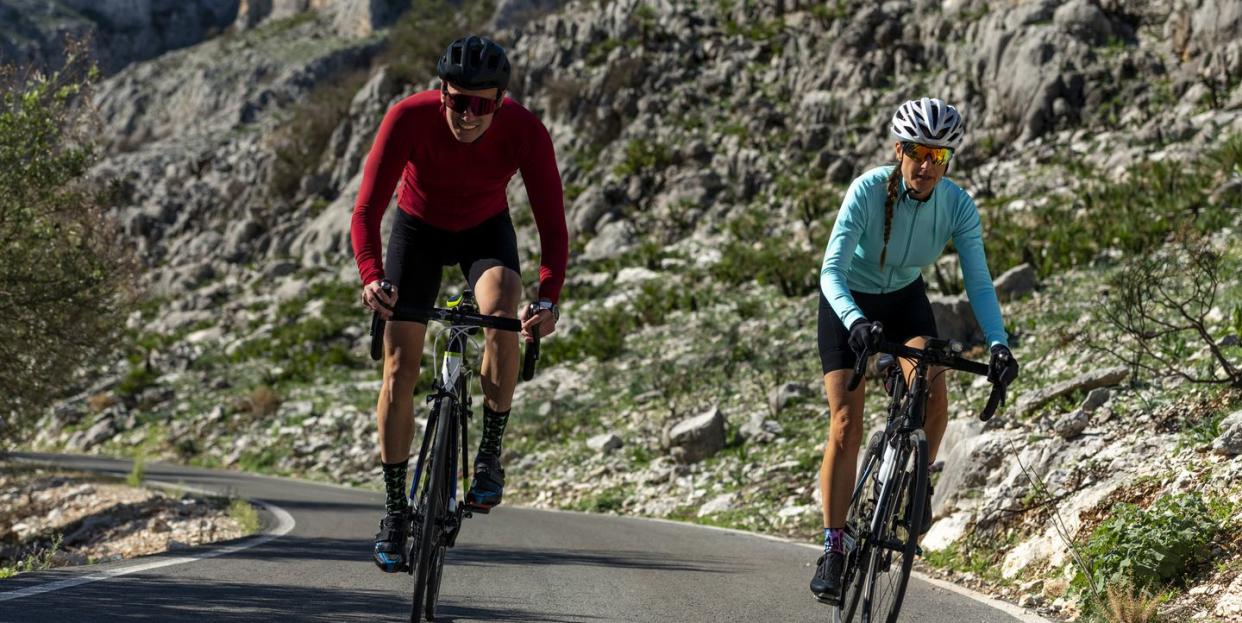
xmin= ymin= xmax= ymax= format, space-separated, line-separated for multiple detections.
xmin=349 ymin=90 xmax=568 ymax=302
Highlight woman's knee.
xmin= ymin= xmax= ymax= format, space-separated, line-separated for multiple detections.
xmin=828 ymin=406 xmax=865 ymax=447
xmin=927 ymin=373 xmax=949 ymax=410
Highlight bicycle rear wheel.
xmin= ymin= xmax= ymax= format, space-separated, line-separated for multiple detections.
xmin=861 ymin=429 xmax=928 ymax=623
xmin=837 ymin=430 xmax=884 ymax=623
xmin=411 ymin=398 xmax=454 ymax=622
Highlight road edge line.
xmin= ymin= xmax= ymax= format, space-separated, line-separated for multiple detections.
xmin=0 ymin=491 xmax=294 ymax=603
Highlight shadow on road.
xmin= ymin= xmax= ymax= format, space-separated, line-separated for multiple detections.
xmin=432 ymin=603 xmax=607 ymax=622
xmin=2 ymin=576 xmax=404 ymax=622
xmin=220 ymin=536 xmax=368 ymax=563
xmin=446 ymin=544 xmax=742 ymax=574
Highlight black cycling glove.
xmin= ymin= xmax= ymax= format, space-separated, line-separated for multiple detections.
xmin=988 ymin=344 xmax=1019 ymax=385
xmin=848 ymin=319 xmax=884 ymax=356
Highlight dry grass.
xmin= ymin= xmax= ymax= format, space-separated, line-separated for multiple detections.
xmin=244 ymin=386 xmax=282 ymax=416
xmin=87 ymin=392 xmax=118 ymax=412
xmin=1103 ymin=586 xmax=1162 ymax=623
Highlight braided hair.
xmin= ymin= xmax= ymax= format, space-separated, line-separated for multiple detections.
xmin=878 ymin=162 xmax=903 ymax=269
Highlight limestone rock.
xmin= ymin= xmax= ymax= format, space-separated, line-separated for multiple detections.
xmin=665 ymin=407 xmax=726 ymax=464
xmin=767 ymin=382 xmax=814 ymax=414
xmin=1052 ymin=410 xmax=1089 ymax=440
xmin=1014 ymin=367 xmax=1129 ymax=417
xmin=1212 ymin=410 xmax=1242 ymax=456
xmin=993 ymin=264 xmax=1038 ymax=302
xmin=586 ymin=433 xmax=623 ymax=454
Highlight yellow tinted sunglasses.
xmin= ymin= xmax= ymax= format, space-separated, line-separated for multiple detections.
xmin=901 ymin=142 xmax=953 ymax=166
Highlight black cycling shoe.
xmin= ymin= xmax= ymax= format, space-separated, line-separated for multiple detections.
xmin=465 ymin=454 xmax=505 ymax=512
xmin=373 ymin=507 xmax=411 ymax=572
xmin=810 ymin=551 xmax=845 ymax=604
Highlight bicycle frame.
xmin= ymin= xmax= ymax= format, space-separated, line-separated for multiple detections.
xmin=367 ymin=287 xmax=539 ymax=623
xmin=410 ymin=319 xmax=474 ymax=514
xmin=838 ymin=335 xmax=1008 ymax=623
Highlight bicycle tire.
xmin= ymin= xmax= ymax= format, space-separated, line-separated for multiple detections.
xmin=410 ymin=398 xmax=454 ymax=622
xmin=861 ymin=429 xmax=928 ymax=623
xmin=423 ymin=398 xmax=457 ymax=620
xmin=837 ymin=430 xmax=884 ymax=622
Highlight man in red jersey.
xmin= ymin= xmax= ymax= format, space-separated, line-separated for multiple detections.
xmin=350 ymin=36 xmax=568 ymax=573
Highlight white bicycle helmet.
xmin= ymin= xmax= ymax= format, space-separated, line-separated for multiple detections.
xmin=890 ymin=97 xmax=965 ymax=150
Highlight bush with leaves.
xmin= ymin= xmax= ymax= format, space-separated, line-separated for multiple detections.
xmin=1076 ymin=492 xmax=1219 ymax=595
xmin=0 ymin=45 xmax=134 ymax=446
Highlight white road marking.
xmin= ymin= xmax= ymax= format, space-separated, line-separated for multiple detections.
xmin=0 ymin=498 xmax=295 ymax=603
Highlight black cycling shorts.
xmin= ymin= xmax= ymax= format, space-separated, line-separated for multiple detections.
xmin=385 ymin=209 xmax=520 ymax=322
xmin=817 ymin=276 xmax=940 ymax=374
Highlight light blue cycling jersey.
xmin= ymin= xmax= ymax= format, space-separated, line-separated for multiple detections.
xmin=819 ymin=165 xmax=1009 ymax=348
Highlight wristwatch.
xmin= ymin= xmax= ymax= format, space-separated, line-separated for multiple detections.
xmin=535 ymin=298 xmax=559 ymax=322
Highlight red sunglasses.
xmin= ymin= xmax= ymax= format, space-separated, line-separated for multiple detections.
xmin=442 ymin=87 xmax=501 ymax=116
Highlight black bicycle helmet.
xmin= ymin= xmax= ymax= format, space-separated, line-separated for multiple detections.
xmin=436 ymin=36 xmax=511 ymax=91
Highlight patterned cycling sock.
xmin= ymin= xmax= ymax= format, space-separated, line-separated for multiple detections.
xmin=477 ymin=406 xmax=510 ymax=459
xmin=382 ymin=460 xmax=409 ymax=514
xmin=824 ymin=527 xmax=846 ymax=555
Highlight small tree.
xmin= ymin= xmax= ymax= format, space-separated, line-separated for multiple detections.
xmin=0 ymin=44 xmax=134 ymax=445
xmin=1093 ymin=236 xmax=1240 ymax=388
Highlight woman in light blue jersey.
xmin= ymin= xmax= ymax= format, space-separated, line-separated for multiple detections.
xmin=808 ymin=98 xmax=1020 ymax=603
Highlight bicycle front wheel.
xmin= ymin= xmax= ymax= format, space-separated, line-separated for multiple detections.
xmin=861 ymin=429 xmax=928 ymax=623
xmin=838 ymin=430 xmax=884 ymax=622
xmin=411 ymin=398 xmax=454 ymax=622
xmin=422 ymin=397 xmax=460 ymax=620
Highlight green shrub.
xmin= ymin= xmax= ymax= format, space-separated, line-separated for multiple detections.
xmin=228 ymin=499 xmax=261 ymax=535
xmin=982 ymin=135 xmax=1241 ymax=277
xmin=712 ymin=207 xmax=820 ymax=297
xmin=117 ymin=359 xmax=159 ymax=398
xmin=541 ymin=279 xmax=700 ymax=366
xmin=226 ymin=281 xmax=367 ymax=383
xmin=0 ymin=44 xmax=134 ymax=444
xmin=613 ymin=138 xmax=674 ymax=176
xmin=381 ymin=0 xmax=495 ymax=88
xmin=268 ymin=69 xmax=368 ymax=198
xmin=126 ymin=455 xmax=145 ymax=487
xmin=0 ymin=533 xmax=62 ymax=578
xmin=1077 ymin=492 xmax=1220 ymax=593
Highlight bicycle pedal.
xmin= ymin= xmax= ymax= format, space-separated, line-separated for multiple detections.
xmin=464 ymin=501 xmax=492 ymax=514
xmin=814 ymin=594 xmax=841 ymax=606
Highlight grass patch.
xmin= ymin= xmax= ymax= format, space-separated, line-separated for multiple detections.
xmin=126 ymin=455 xmax=145 ymax=487
xmin=0 ymin=533 xmax=62 ymax=579
xmin=570 ymin=486 xmax=628 ymax=513
xmin=613 ymin=138 xmax=674 ymax=177
xmin=924 ymin=533 xmax=1014 ymax=585
xmin=228 ymin=499 xmax=262 ymax=535
xmin=982 ymin=134 xmax=1242 ymax=277
xmin=116 ymin=358 xmax=159 ymax=398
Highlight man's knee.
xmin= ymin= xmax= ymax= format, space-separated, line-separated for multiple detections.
xmin=384 ymin=346 xmax=421 ymax=391
xmin=474 ymin=265 xmax=521 ymax=316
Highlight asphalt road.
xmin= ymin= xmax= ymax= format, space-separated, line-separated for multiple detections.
xmin=0 ymin=453 xmax=1043 ymax=622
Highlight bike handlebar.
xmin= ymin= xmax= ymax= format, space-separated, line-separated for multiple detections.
xmin=367 ymin=283 xmax=541 ymax=380
xmin=847 ymin=329 xmax=1009 ymax=421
